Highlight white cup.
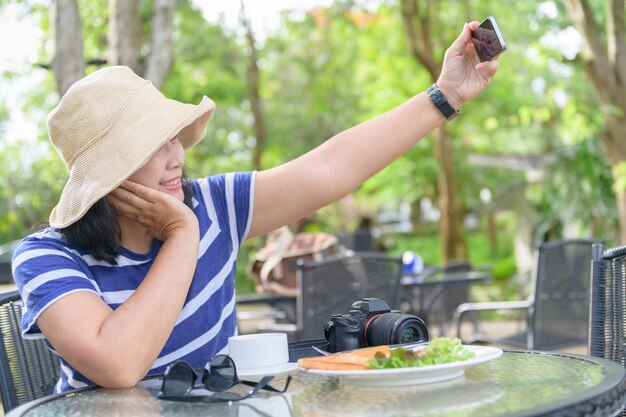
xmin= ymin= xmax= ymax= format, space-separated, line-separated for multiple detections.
xmin=227 ymin=333 xmax=289 ymax=372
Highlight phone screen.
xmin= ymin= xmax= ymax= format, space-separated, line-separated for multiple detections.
xmin=471 ymin=16 xmax=506 ymax=62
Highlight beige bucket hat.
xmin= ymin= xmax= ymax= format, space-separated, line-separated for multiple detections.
xmin=47 ymin=66 xmax=215 ymax=228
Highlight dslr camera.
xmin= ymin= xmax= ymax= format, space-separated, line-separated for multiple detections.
xmin=324 ymin=298 xmax=429 ymax=353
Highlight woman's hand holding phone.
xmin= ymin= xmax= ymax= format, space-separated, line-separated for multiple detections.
xmin=471 ymin=16 xmax=507 ymax=62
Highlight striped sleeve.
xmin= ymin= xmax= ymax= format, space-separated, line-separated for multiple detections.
xmin=193 ymin=171 xmax=254 ymax=247
xmin=11 ymin=234 xmax=100 ymax=338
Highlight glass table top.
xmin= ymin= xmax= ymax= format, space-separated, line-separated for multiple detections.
xmin=11 ymin=350 xmax=626 ymax=417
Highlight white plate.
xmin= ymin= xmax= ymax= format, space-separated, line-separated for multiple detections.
xmin=300 ymin=345 xmax=502 ymax=386
xmin=238 ymin=362 xmax=299 ymax=380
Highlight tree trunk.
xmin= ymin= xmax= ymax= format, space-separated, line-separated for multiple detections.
xmin=486 ymin=211 xmax=497 ymax=255
xmin=50 ymin=0 xmax=85 ymax=96
xmin=563 ymin=0 xmax=626 ymax=242
xmin=514 ymin=193 xmax=535 ymax=275
xmin=399 ymin=0 xmax=466 ymax=261
xmin=108 ymin=0 xmax=143 ymax=74
xmin=49 ymin=1 xmax=175 ymax=95
xmin=602 ymin=125 xmax=626 ymax=242
xmin=241 ymin=0 xmax=267 ymax=171
xmin=432 ymin=128 xmax=466 ymax=260
xmin=144 ymin=0 xmax=176 ymax=88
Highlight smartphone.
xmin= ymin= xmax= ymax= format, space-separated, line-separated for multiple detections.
xmin=471 ymin=16 xmax=506 ymax=62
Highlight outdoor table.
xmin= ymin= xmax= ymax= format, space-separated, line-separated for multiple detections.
xmin=400 ymin=267 xmax=492 ymax=329
xmin=401 ymin=268 xmax=493 ymax=288
xmin=235 ymin=293 xmax=297 ymax=327
xmin=7 ymin=350 xmax=626 ymax=417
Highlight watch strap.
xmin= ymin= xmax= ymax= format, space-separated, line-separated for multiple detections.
xmin=427 ymin=84 xmax=460 ymax=120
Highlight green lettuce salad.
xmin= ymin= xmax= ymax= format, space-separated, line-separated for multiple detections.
xmin=367 ymin=337 xmax=475 ymax=369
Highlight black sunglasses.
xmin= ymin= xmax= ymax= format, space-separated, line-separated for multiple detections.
xmin=158 ymin=355 xmax=291 ymax=402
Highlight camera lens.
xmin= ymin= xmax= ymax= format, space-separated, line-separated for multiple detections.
xmin=364 ymin=312 xmax=428 ymax=346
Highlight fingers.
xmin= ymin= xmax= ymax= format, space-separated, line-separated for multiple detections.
xmin=110 ymin=186 xmax=151 ymax=207
xmin=107 ymin=181 xmax=155 ymax=218
xmin=107 ymin=193 xmax=144 ymax=220
xmin=467 ymin=21 xmax=480 ymax=31
xmin=110 ymin=181 xmax=157 ymax=208
xmin=447 ymin=23 xmax=469 ymax=54
xmin=107 ymin=179 xmax=197 ymax=241
xmin=476 ymin=60 xmax=499 ymax=79
xmin=120 ymin=180 xmax=150 ymax=200
xmin=448 ymin=21 xmax=479 ymax=55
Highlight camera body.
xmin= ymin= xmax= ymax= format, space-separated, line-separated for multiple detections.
xmin=324 ymin=298 xmax=428 ymax=353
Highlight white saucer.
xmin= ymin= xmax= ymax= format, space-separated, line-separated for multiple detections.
xmin=237 ymin=362 xmax=299 ymax=380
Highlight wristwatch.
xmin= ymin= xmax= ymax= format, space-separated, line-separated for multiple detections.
xmin=427 ymin=84 xmax=460 ymax=120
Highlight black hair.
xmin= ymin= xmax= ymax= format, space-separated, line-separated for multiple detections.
xmin=59 ymin=175 xmax=194 ymax=265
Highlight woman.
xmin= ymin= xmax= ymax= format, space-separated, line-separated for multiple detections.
xmin=12 ymin=21 xmax=498 ymax=392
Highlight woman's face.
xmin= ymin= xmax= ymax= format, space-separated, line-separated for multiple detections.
xmin=128 ymin=137 xmax=186 ymax=201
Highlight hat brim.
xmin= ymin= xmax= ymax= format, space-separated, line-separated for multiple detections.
xmin=49 ymin=93 xmax=215 ymax=228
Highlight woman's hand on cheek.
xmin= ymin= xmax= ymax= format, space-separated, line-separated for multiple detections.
xmin=107 ymin=180 xmax=198 ymax=241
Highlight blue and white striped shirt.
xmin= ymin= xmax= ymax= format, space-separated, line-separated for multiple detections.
xmin=12 ymin=172 xmax=254 ymax=393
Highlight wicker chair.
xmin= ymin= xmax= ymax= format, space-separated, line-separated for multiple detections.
xmin=0 ymin=290 xmax=60 ymax=412
xmin=589 ymin=243 xmax=626 ymax=366
xmin=453 ymin=239 xmax=601 ymax=350
xmin=589 ymin=242 xmax=626 ymax=416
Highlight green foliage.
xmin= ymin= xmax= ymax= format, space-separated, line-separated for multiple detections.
xmin=614 ymin=162 xmax=626 ymax=194
xmin=0 ymin=100 xmax=8 ymax=133
xmin=0 ymin=0 xmax=621 ymax=295
xmin=529 ymin=136 xmax=618 ymax=243
xmin=0 ymin=140 xmax=66 ymax=240
xmin=346 ymin=3 xmax=436 ymax=213
xmin=79 ymin=0 xmax=109 ymax=65
xmin=166 ymin=0 xmax=250 ymax=177
xmin=385 ymin=226 xmax=516 ymax=283
xmin=261 ymin=2 xmax=365 ymax=165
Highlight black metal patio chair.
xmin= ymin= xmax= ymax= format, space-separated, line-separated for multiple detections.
xmin=453 ymin=238 xmax=601 ymax=350
xmin=335 ymin=230 xmax=374 ymax=252
xmin=0 ymin=290 xmax=60 ymax=412
xmin=258 ymin=251 xmax=404 ymax=342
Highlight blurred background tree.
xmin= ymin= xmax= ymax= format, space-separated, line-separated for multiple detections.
xmin=562 ymin=0 xmax=626 ymax=243
xmin=0 ymin=0 xmax=619 ymax=296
